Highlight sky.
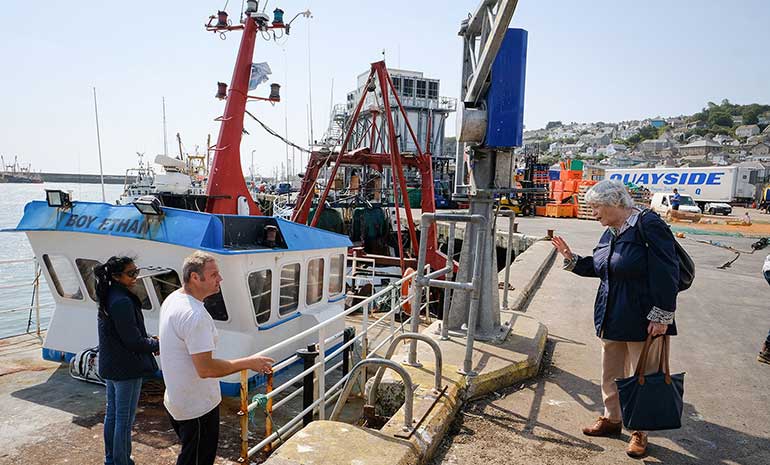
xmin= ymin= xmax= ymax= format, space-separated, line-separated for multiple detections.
xmin=1 ymin=0 xmax=768 ymax=176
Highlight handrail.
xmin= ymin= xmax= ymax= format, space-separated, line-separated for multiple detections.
xmin=368 ymin=333 xmax=443 ymax=400
xmin=253 ymin=271 xmax=415 ymax=358
xmin=330 ymin=358 xmax=415 ymax=431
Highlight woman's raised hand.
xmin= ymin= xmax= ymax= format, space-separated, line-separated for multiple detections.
xmin=551 ymin=236 xmax=574 ymax=261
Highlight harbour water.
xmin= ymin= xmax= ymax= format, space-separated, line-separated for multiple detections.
xmin=0 ymin=183 xmax=124 ymax=338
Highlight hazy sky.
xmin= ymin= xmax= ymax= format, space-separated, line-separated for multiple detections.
xmin=1 ymin=0 xmax=768 ymax=175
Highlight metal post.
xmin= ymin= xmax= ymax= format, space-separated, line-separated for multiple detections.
xmin=296 ymin=344 xmax=318 ymax=426
xmin=440 ymin=223 xmax=456 ymax=340
xmin=389 ymin=287 xmax=397 ymax=343
xmin=34 ymin=260 xmax=41 ymax=337
xmin=316 ymin=326 xmax=327 ymax=420
xmin=408 ymin=222 xmax=431 ymax=367
xmin=264 ymin=372 xmax=274 ymax=453
xmin=502 ymin=212 xmax=515 ymax=310
xmin=461 ymin=223 xmax=486 ymax=376
xmin=342 ymin=327 xmax=355 ymax=376
xmin=238 ymin=370 xmax=249 ymax=463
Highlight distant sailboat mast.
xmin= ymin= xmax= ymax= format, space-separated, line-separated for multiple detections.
xmin=92 ymin=87 xmax=106 ymax=202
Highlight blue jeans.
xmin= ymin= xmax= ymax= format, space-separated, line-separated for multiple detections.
xmin=104 ymin=378 xmax=143 ymax=465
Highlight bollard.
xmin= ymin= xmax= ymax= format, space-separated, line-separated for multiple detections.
xmin=547 ymin=229 xmax=554 ymax=239
xmin=342 ymin=327 xmax=355 ymax=376
xmin=296 ymin=344 xmax=319 ymax=426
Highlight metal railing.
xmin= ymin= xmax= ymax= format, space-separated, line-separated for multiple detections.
xmin=0 ymin=258 xmax=50 ymax=338
xmin=237 ymin=268 xmax=425 ymax=461
xmin=235 ymin=211 xmax=519 ymax=460
xmin=412 ymin=213 xmax=485 ymax=375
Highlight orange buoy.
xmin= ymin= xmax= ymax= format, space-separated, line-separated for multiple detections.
xmin=401 ymin=267 xmax=415 ymax=315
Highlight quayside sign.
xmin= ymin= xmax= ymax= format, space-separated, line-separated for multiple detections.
xmin=608 ymin=171 xmax=725 ymax=186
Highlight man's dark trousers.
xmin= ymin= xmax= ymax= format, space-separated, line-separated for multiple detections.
xmin=167 ymin=405 xmax=220 ymax=465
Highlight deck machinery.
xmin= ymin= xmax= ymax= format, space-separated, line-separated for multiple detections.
xmin=292 ymin=61 xmax=447 ymax=273
xmin=451 ymin=0 xmax=529 ymax=341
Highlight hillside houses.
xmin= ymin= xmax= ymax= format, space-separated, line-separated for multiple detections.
xmin=522 ymin=106 xmax=770 ymax=169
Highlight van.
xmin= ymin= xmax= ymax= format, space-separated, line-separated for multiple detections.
xmin=650 ymin=192 xmax=702 ymax=221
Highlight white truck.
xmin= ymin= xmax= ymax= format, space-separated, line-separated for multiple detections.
xmin=605 ymin=166 xmax=757 ymax=208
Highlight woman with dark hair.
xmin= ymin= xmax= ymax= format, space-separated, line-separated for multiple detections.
xmin=95 ymin=256 xmax=159 ymax=465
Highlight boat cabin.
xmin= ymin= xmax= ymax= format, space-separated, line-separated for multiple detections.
xmin=8 ymin=199 xmax=352 ymax=394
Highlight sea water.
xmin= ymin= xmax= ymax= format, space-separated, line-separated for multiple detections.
xmin=0 ymin=183 xmax=123 ymax=338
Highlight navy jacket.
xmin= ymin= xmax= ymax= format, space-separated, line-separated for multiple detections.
xmin=572 ymin=212 xmax=679 ymax=341
xmin=97 ymin=285 xmax=159 ymax=380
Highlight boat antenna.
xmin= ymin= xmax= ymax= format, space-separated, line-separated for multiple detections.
xmin=306 ymin=18 xmax=314 ymax=147
xmin=92 ymin=87 xmax=106 ymax=202
xmin=284 ymin=47 xmax=290 ymax=181
xmin=162 ymin=97 xmax=169 ymax=157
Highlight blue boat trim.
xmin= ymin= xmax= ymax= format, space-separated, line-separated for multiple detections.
xmin=328 ymin=294 xmax=346 ymax=303
xmin=43 ymin=339 xmax=347 ymax=397
xmin=258 ymin=311 xmax=301 ymax=330
xmin=6 ymin=201 xmax=352 ymax=254
xmin=42 ymin=347 xmax=75 ymax=363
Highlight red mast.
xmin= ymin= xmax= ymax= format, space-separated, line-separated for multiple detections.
xmin=205 ymin=11 xmax=270 ymax=216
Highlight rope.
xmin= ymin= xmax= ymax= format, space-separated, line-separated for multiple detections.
xmin=249 ymin=393 xmax=285 ymax=445
xmin=245 ymin=110 xmax=312 ymax=154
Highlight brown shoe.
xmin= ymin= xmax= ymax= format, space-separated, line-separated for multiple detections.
xmin=582 ymin=416 xmax=622 ymax=437
xmin=758 ymin=342 xmax=770 ymax=365
xmin=626 ymin=431 xmax=648 ymax=458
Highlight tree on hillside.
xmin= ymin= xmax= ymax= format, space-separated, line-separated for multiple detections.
xmin=546 ymin=121 xmax=562 ymax=130
xmin=708 ymin=111 xmax=733 ymax=128
xmin=742 ymin=106 xmax=762 ymax=125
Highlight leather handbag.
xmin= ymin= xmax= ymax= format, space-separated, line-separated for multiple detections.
xmin=615 ymin=335 xmax=685 ymax=431
xmin=637 ymin=209 xmax=695 ymax=292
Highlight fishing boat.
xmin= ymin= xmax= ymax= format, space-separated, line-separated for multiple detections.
xmin=4 ymin=2 xmax=350 ymax=395
xmin=119 ymin=152 xmax=209 ymax=210
xmin=0 ymin=155 xmax=43 ymax=183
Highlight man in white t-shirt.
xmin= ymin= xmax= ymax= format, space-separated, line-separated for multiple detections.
xmin=159 ymin=251 xmax=273 ymax=465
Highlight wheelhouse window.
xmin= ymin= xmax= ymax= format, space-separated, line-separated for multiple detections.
xmin=402 ymin=78 xmax=414 ymax=97
xmin=43 ymin=254 xmax=83 ymax=300
xmin=150 ymin=269 xmax=181 ymax=306
xmin=306 ymin=258 xmax=324 ymax=306
xmin=74 ymin=258 xmax=151 ymax=309
xmin=415 ymin=79 xmax=427 ymax=98
xmin=203 ymin=292 xmax=229 ymax=321
xmin=249 ymin=270 xmax=272 ymax=324
xmin=428 ymin=81 xmax=439 ymax=99
xmin=279 ymin=263 xmax=300 ymax=316
xmin=328 ymin=254 xmax=344 ymax=296
xmin=75 ymin=258 xmax=101 ymax=302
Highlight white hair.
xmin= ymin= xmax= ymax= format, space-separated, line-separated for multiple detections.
xmin=584 ymin=180 xmax=635 ymax=209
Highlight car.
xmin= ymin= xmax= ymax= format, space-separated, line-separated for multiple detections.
xmin=276 ymin=182 xmax=292 ymax=195
xmin=704 ymin=202 xmax=732 ymax=216
xmin=650 ymin=192 xmax=702 ymax=222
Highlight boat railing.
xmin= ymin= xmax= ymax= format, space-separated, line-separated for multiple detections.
xmin=237 ymin=267 xmax=429 ymax=460
xmin=0 ymin=258 xmax=50 ymax=338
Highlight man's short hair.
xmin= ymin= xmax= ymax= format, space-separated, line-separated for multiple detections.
xmin=182 ymin=251 xmax=217 ymax=284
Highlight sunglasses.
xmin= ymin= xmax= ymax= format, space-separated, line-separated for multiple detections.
xmin=122 ymin=268 xmax=141 ymax=278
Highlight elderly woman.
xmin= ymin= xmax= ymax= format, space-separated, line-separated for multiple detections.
xmin=552 ymin=180 xmax=679 ymax=459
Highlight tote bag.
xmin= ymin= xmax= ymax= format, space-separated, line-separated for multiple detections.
xmin=615 ymin=335 xmax=685 ymax=431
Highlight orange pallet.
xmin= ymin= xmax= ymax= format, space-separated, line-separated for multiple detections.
xmin=535 ymin=206 xmax=547 ymax=216
xmin=545 ymin=203 xmax=576 ymax=218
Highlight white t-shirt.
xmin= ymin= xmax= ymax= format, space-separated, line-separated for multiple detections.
xmin=159 ymin=289 xmax=221 ymax=421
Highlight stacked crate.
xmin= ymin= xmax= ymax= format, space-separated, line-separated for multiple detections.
xmin=577 ymin=181 xmax=598 ymax=220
